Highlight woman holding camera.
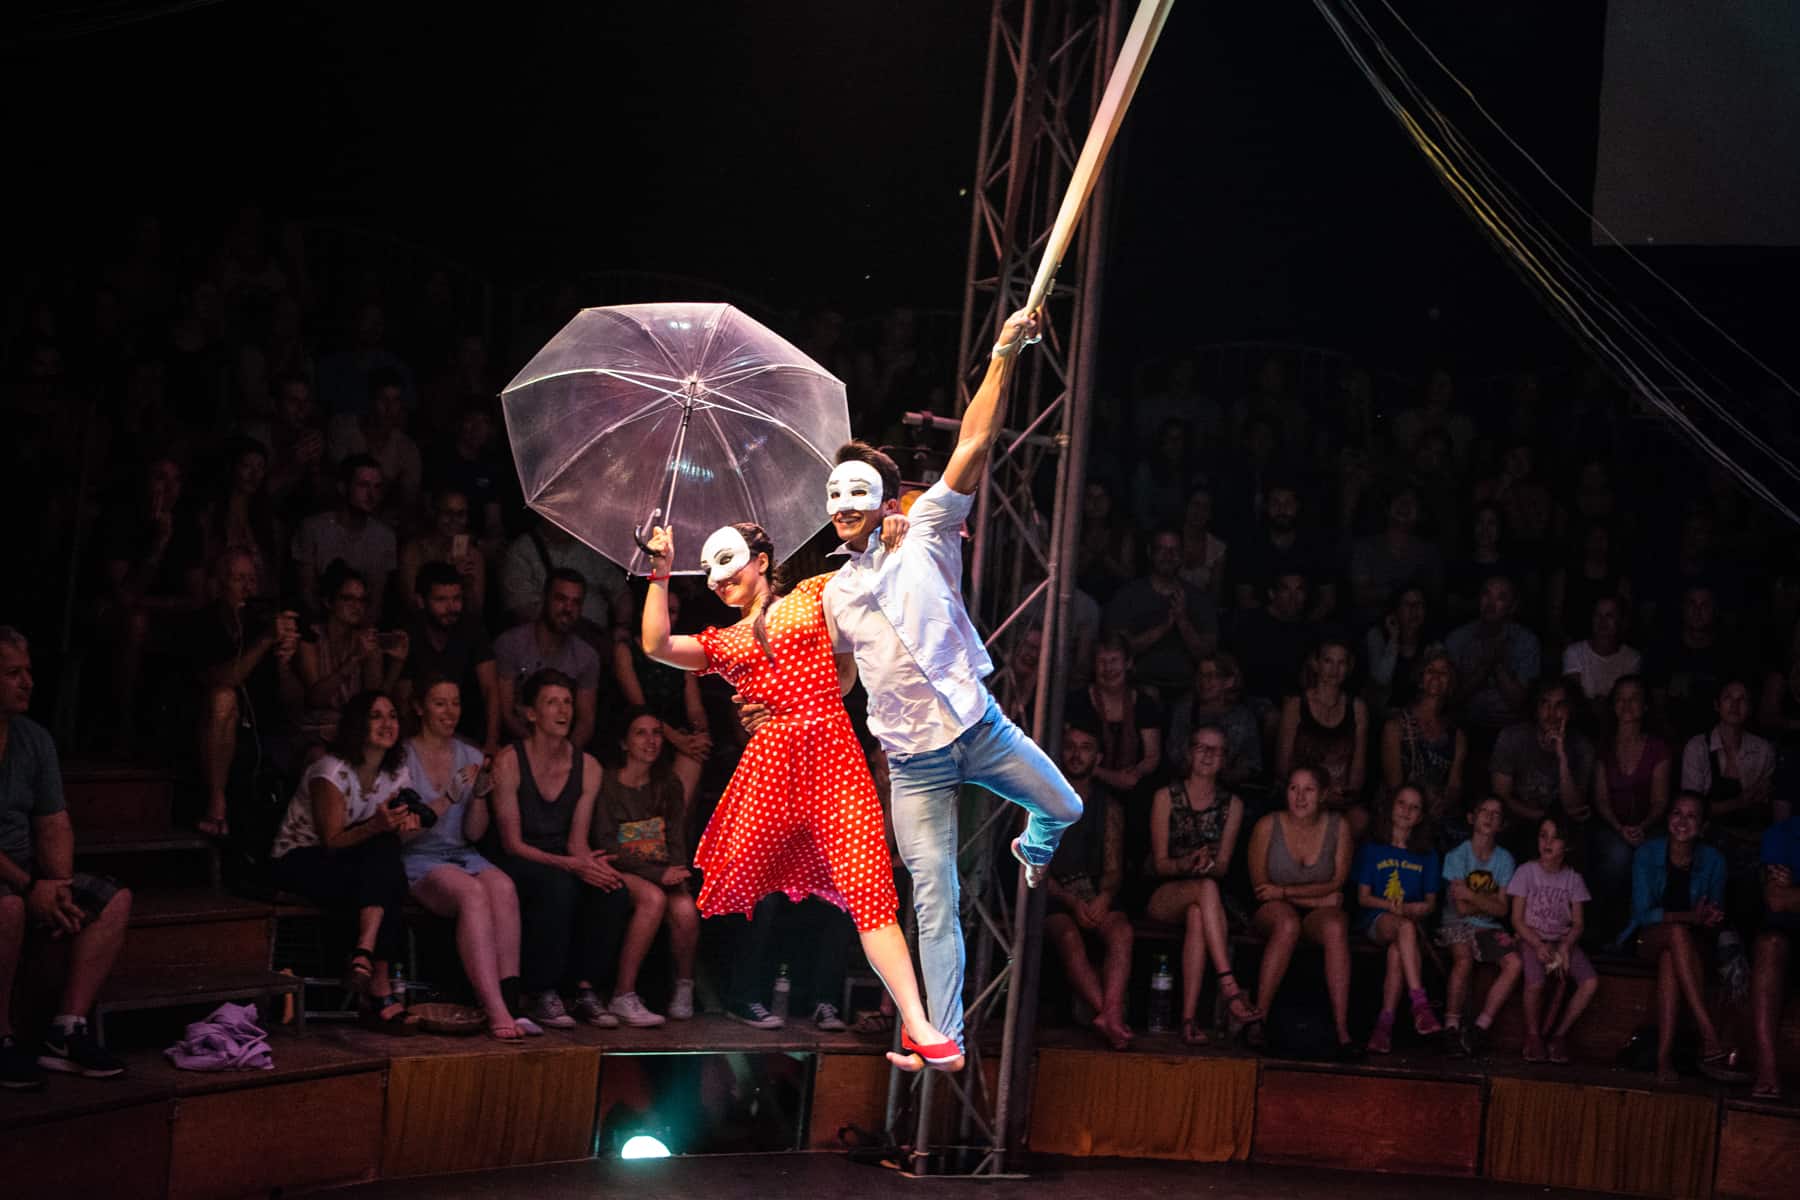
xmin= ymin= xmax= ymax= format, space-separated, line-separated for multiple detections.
xmin=295 ymin=560 xmax=407 ymax=747
xmin=402 ymin=675 xmax=533 ymax=1040
xmin=269 ymin=689 xmax=418 ymax=1032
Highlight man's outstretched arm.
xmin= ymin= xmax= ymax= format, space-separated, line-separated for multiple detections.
xmin=941 ymin=309 xmax=1040 ymax=496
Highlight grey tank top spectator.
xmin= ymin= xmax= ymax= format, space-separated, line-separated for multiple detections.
xmin=513 ymin=741 xmax=583 ymax=855
xmin=1266 ymin=811 xmax=1343 ymax=887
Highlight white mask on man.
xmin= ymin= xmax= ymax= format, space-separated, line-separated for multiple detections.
xmin=700 ymin=526 xmax=754 ymax=587
xmin=826 ymin=460 xmax=885 ymax=516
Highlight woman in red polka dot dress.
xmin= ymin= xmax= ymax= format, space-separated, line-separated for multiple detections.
xmin=640 ymin=520 xmax=963 ymax=1071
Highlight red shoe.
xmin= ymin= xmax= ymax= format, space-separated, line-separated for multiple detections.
xmin=902 ymin=1029 xmax=965 ymax=1072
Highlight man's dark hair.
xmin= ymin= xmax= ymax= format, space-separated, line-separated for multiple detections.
xmin=415 ymin=561 xmax=463 ymax=598
xmin=321 ymin=559 xmax=368 ymax=604
xmin=367 ymin=366 xmax=405 ymax=400
xmin=544 ymin=567 xmax=587 ymax=597
xmin=340 ymin=453 xmax=382 ymax=485
xmin=834 ymin=440 xmax=901 ymax=505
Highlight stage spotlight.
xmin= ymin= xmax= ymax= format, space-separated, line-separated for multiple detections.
xmin=620 ymin=1134 xmax=671 ymax=1160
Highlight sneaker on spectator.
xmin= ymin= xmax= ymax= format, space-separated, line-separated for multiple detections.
xmin=528 ymin=991 xmax=578 ymax=1029
xmin=726 ymin=1001 xmax=784 ymax=1030
xmin=1367 ymin=1021 xmax=1393 ymax=1056
xmin=571 ymin=989 xmax=619 ymax=1028
xmin=37 ymin=1021 xmax=125 ymax=1079
xmin=1412 ymin=1001 xmax=1443 ymax=1037
xmin=609 ymin=992 xmax=667 ymax=1028
xmin=812 ymin=1003 xmax=849 ymax=1033
xmin=1 ymin=1035 xmax=45 ymax=1090
xmin=669 ymin=979 xmax=695 ymax=1021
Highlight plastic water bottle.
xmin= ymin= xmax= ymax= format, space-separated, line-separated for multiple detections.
xmin=771 ymin=963 xmax=792 ymax=1020
xmin=1147 ymin=955 xmax=1174 ymax=1034
xmin=390 ymin=964 xmax=408 ymax=1011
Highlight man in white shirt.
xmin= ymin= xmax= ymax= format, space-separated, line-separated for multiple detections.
xmin=1561 ymin=595 xmax=1640 ymax=718
xmin=816 ymin=308 xmax=1081 ymax=1052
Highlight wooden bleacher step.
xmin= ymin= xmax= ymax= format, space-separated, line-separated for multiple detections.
xmin=62 ymin=762 xmax=177 ymax=835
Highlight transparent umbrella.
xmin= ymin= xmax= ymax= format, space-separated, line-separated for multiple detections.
xmin=501 ymin=303 xmax=849 ymax=576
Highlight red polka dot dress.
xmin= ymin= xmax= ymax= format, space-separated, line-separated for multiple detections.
xmin=691 ymin=573 xmax=898 ymax=933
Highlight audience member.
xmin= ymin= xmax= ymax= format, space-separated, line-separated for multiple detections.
xmin=1561 ymin=595 xmax=1640 ymax=723
xmin=1275 ymin=637 xmax=1368 ymax=836
xmin=1246 ymin=765 xmax=1356 ymax=1057
xmin=1231 ymin=483 xmax=1337 ymax=620
xmin=401 ymin=677 xmax=534 ymax=1040
xmin=1130 ymin=419 xmax=1203 ymax=532
xmin=296 ymin=562 xmax=406 ymax=747
xmin=327 ymin=368 xmax=422 ymax=526
xmin=200 ymin=438 xmax=283 ymax=601
xmin=1446 ymin=575 xmax=1541 ymax=744
xmin=988 ymin=624 xmax=1045 ymax=728
xmin=1438 ymin=795 xmax=1522 ymax=1057
xmin=488 ymin=670 xmax=637 ymax=1029
xmin=1145 ymin=724 xmax=1252 ymax=1045
xmin=1075 ymin=481 xmax=1137 ymax=604
xmin=425 ymin=403 xmax=509 ymax=544
xmin=1445 ymin=503 xmax=1524 ymax=626
xmin=722 ymin=893 xmax=855 ymax=1031
xmin=1164 ymin=652 xmax=1262 ymax=790
xmin=500 ymin=515 xmax=631 ymax=642
xmin=581 ymin=710 xmax=700 ymax=1024
xmin=246 ymin=374 xmax=331 ymax=520
xmin=1364 ymin=583 xmax=1431 ymax=716
xmin=1589 ymin=675 xmax=1671 ymax=936
xmin=1232 ymin=570 xmax=1318 ymax=717
xmin=1103 ymin=530 xmax=1217 ymax=694
xmin=291 ymin=454 xmax=397 ymax=620
xmin=495 ymin=568 xmax=600 ymax=752
xmin=1491 ymin=679 xmax=1594 ymax=858
xmin=1752 ymin=813 xmax=1800 ymax=1099
xmin=398 ymin=487 xmax=487 ymax=618
xmin=613 ymin=585 xmax=711 ymax=794
xmin=1508 ymin=812 xmax=1599 ymax=1064
xmin=0 ymin=628 xmax=131 ymax=1087
xmin=1041 ymin=720 xmax=1135 ymax=1050
xmin=1348 ymin=486 xmax=1443 ymax=630
xmin=1680 ymin=677 xmax=1780 ymax=924
xmin=195 ymin=550 xmax=302 ymax=838
xmin=1474 ymin=442 xmax=1553 ymax=564
xmin=1648 ymin=584 xmax=1736 ymax=744
xmin=1547 ymin=520 xmax=1632 ymax=651
xmin=1176 ymin=486 xmax=1228 ymax=604
xmin=268 ymin=690 xmax=416 ymax=1033
xmin=1380 ymin=648 xmax=1467 ymax=851
xmin=314 ymin=300 xmax=414 ymax=419
xmin=1629 ymin=792 xmax=1733 ymax=1083
xmin=398 ymin=562 xmax=498 ymax=758
xmin=1354 ymin=785 xmax=1443 ymax=1053
xmin=1392 ymin=367 xmax=1474 ymax=463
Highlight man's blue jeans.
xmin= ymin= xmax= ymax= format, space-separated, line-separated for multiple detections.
xmin=887 ymin=696 xmax=1082 ymax=1047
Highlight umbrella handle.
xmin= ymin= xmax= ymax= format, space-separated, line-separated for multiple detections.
xmin=632 ymin=509 xmax=664 ymax=573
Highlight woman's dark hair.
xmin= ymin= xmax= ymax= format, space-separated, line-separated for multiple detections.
xmin=727 ymin=520 xmax=784 ymax=662
xmin=1471 ymin=500 xmax=1507 ymax=540
xmin=330 ymin=690 xmax=406 ymax=775
xmin=833 ymin=440 xmax=902 ymax=507
xmin=1375 ymin=784 xmax=1431 ymax=853
xmin=1600 ymin=672 xmax=1652 ymax=749
xmin=618 ymin=704 xmax=660 ymax=741
xmin=320 ymin=560 xmax=368 ymax=607
xmin=520 ymin=667 xmax=576 ymax=710
xmin=214 ymin=436 xmax=276 ymax=563
xmin=1538 ymin=808 xmax=1576 ymax=849
xmin=410 ymin=673 xmax=461 ymax=711
xmin=1671 ymin=789 xmax=1709 ymax=824
xmin=1285 ymin=762 xmax=1330 ymax=800
xmin=1096 ymin=631 xmax=1134 ymax=662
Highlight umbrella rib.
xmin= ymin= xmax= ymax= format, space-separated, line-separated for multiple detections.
xmin=528 ymin=392 xmax=675 ymax=501
xmin=701 ymin=405 xmax=761 ymax=520
xmin=698 ymin=388 xmax=836 ymax=469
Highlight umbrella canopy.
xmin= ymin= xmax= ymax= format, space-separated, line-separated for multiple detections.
xmin=502 ymin=303 xmax=850 ymax=577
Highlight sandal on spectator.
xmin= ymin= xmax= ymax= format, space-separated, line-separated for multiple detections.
xmin=488 ymin=1018 xmax=523 ymax=1042
xmin=854 ymin=1011 xmax=895 ymax=1037
xmin=1523 ymin=1035 xmax=1547 ymax=1063
xmin=1698 ymin=1048 xmax=1751 ymax=1084
xmin=344 ymin=949 xmax=375 ymax=996
xmin=1547 ymin=1035 xmax=1570 ymax=1064
xmin=1181 ymin=1018 xmax=1209 ymax=1046
xmin=361 ymin=996 xmax=417 ymax=1035
xmin=196 ymin=815 xmax=229 ymax=839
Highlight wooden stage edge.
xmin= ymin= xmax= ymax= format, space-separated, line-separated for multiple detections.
xmin=3 ymin=1018 xmax=1798 ymax=1200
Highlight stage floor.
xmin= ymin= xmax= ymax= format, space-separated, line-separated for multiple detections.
xmin=334 ymin=1153 xmax=1596 ymax=1199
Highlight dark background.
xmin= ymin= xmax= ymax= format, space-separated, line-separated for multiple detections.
xmin=5 ymin=0 xmax=1794 ymax=396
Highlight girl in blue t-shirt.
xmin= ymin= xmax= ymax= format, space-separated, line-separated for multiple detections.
xmin=1355 ymin=784 xmax=1443 ymax=1052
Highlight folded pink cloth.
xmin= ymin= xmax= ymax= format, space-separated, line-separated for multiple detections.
xmin=163 ymin=1001 xmax=274 ymax=1071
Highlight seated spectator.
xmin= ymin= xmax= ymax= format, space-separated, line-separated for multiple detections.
xmin=1246 ymin=765 xmax=1356 ymax=1057
xmin=1438 ymin=795 xmax=1523 ymax=1057
xmin=1231 ymin=482 xmax=1337 ymax=621
xmin=243 ymin=374 xmax=330 ymax=520
xmin=423 ymin=404 xmax=509 ymax=546
xmin=314 ymin=300 xmax=414 ymax=419
xmin=402 ymin=676 xmax=534 ymax=1040
xmin=613 ymin=586 xmax=711 ymax=794
xmin=296 ymin=562 xmax=406 ymax=748
xmin=1102 ymin=530 xmax=1217 ymax=695
xmin=1364 ymin=583 xmax=1432 ymax=716
xmin=1756 ymin=652 xmax=1800 ymax=784
xmin=1232 ymin=570 xmax=1318 ymax=720
xmin=1075 ymin=481 xmax=1137 ymax=605
xmin=500 ymin=515 xmax=631 ymax=643
xmin=1589 ymin=675 xmax=1671 ymax=937
xmin=1176 ymin=486 xmax=1228 ymax=604
xmin=1547 ymin=520 xmax=1632 ymax=652
xmin=1380 ymin=649 xmax=1467 ymax=851
xmin=327 ymin=368 xmax=422 ymax=527
xmin=1647 ymin=584 xmax=1738 ymax=745
xmin=1078 ymin=635 xmax=1164 ymax=791
xmin=1508 ymin=812 xmax=1599 ymax=1064
xmin=1681 ymin=677 xmax=1780 ymax=924
xmin=97 ymin=454 xmax=206 ymax=745
xmin=722 ymin=893 xmax=856 ymax=1031
xmin=1445 ymin=503 xmax=1526 ymax=626
xmin=1446 ymin=575 xmax=1541 ymax=745
xmin=580 ymin=710 xmax=699 ymax=1024
xmin=1492 ymin=679 xmax=1594 ymax=859
xmin=1392 ymin=366 xmax=1474 ymax=463
xmin=398 ymin=563 xmax=498 ymax=758
xmin=488 ymin=670 xmax=640 ymax=1029
xmin=496 ymin=568 xmax=600 ymax=752
xmin=1041 ymin=719 xmax=1135 ymax=1050
xmin=1752 ymin=813 xmax=1800 ymax=1099
xmin=268 ymin=690 xmax=416 ymax=1033
xmin=0 ymin=628 xmax=131 ymax=1087
xmin=1164 ymin=652 xmax=1262 ymax=790
xmin=199 ymin=437 xmax=283 ymax=602
xmin=1639 ymin=510 xmax=1732 ymax=645
xmin=1473 ymin=442 xmax=1553 ymax=564
xmin=1354 ymin=785 xmax=1443 ymax=1053
xmin=1629 ymin=792 xmax=1734 ymax=1083
xmin=1348 ymin=486 xmax=1443 ymax=631
xmin=1130 ymin=418 xmax=1202 ymax=532
xmin=988 ymin=623 xmax=1044 ymax=727
xmin=1275 ymin=637 xmax=1368 ymax=836
xmin=291 ymin=454 xmax=397 ymax=621
xmin=195 ymin=550 xmax=302 ymax=838
xmin=398 ymin=487 xmax=487 ymax=619
xmin=1561 ymin=595 xmax=1641 ymax=724
xmin=1145 ymin=724 xmax=1252 ymax=1045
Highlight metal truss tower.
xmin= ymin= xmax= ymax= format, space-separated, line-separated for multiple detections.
xmin=887 ymin=0 xmax=1123 ymax=1176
